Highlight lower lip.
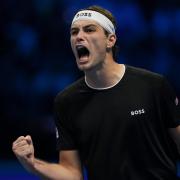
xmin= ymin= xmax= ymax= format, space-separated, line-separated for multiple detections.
xmin=78 ymin=56 xmax=89 ymax=64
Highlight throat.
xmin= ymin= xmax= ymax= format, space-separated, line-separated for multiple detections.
xmin=85 ymin=64 xmax=126 ymax=90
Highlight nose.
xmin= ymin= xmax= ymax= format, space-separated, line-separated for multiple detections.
xmin=76 ymin=30 xmax=85 ymax=42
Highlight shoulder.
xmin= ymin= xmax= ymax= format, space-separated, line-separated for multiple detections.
xmin=126 ymin=65 xmax=163 ymax=80
xmin=125 ymin=65 xmax=165 ymax=88
xmin=54 ymin=77 xmax=85 ymax=105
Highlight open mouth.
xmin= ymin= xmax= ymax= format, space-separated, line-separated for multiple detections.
xmin=76 ymin=45 xmax=90 ymax=59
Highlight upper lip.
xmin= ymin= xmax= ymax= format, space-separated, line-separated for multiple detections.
xmin=75 ymin=44 xmax=87 ymax=48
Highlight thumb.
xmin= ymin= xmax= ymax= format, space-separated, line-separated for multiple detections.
xmin=25 ymin=135 xmax=33 ymax=145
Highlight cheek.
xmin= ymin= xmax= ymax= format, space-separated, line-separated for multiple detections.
xmin=70 ymin=38 xmax=74 ymax=48
xmin=70 ymin=38 xmax=76 ymax=53
xmin=92 ymin=38 xmax=106 ymax=52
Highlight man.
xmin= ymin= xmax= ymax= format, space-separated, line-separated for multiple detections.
xmin=12 ymin=5 xmax=180 ymax=180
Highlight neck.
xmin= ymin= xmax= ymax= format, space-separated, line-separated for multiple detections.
xmin=85 ymin=59 xmax=125 ymax=90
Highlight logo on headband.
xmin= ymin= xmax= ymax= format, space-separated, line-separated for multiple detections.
xmin=76 ymin=12 xmax=92 ymax=18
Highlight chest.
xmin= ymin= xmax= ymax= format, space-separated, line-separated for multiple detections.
xmin=68 ymin=88 xmax=158 ymax=146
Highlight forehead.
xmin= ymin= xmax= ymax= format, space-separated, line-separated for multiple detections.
xmin=71 ymin=20 xmax=102 ymax=29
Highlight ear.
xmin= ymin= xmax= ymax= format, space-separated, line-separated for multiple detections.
xmin=106 ymin=34 xmax=116 ymax=49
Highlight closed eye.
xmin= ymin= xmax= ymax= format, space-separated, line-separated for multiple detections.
xmin=70 ymin=29 xmax=78 ymax=36
xmin=84 ymin=25 xmax=97 ymax=33
xmin=70 ymin=24 xmax=97 ymax=35
xmin=84 ymin=28 xmax=96 ymax=33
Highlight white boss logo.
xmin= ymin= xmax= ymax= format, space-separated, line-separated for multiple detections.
xmin=131 ymin=109 xmax=145 ymax=116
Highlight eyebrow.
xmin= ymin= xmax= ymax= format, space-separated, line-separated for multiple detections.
xmin=71 ymin=24 xmax=98 ymax=31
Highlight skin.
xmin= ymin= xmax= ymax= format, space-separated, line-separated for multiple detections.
xmin=12 ymin=135 xmax=83 ymax=180
xmin=70 ymin=20 xmax=111 ymax=71
xmin=12 ymin=18 xmax=180 ymax=180
xmin=70 ymin=20 xmax=125 ymax=89
xmin=169 ymin=127 xmax=180 ymax=153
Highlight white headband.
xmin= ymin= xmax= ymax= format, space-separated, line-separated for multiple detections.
xmin=71 ymin=10 xmax=115 ymax=34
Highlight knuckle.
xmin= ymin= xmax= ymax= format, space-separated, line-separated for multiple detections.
xmin=12 ymin=145 xmax=15 ymax=151
xmin=19 ymin=136 xmax=25 ymax=139
xmin=12 ymin=143 xmax=15 ymax=148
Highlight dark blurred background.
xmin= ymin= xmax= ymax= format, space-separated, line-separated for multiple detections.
xmin=0 ymin=0 xmax=179 ymax=179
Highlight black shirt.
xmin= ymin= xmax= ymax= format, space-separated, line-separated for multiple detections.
xmin=54 ymin=65 xmax=180 ymax=180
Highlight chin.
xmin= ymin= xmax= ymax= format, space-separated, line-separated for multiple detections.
xmin=78 ymin=65 xmax=90 ymax=71
xmin=77 ymin=63 xmax=93 ymax=72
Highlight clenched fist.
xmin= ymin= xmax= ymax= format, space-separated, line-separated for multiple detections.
xmin=12 ymin=135 xmax=35 ymax=173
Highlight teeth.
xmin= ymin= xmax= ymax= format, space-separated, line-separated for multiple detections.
xmin=76 ymin=45 xmax=85 ymax=50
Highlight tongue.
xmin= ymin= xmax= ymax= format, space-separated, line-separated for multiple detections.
xmin=79 ymin=54 xmax=89 ymax=62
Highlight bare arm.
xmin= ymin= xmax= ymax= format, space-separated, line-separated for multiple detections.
xmin=12 ymin=135 xmax=83 ymax=180
xmin=168 ymin=125 xmax=180 ymax=153
xmin=33 ymin=151 xmax=83 ymax=180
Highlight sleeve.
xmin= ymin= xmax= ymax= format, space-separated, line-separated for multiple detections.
xmin=53 ymin=94 xmax=77 ymax=151
xmin=161 ymin=77 xmax=180 ymax=128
